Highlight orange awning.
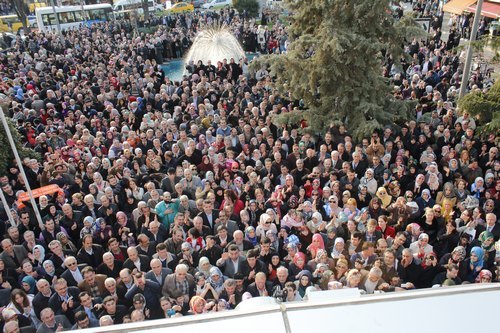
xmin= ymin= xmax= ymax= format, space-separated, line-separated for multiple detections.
xmin=443 ymin=0 xmax=477 ymax=14
xmin=467 ymin=1 xmax=500 ymax=18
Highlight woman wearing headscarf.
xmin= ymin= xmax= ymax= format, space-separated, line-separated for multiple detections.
xmin=307 ymin=233 xmax=325 ymax=260
xmin=306 ymin=212 xmax=326 ymax=234
xmin=478 ymin=231 xmax=496 ymax=270
xmin=177 ymin=242 xmax=200 ymax=268
xmin=331 ymin=237 xmax=348 ymax=260
xmin=436 ymin=182 xmax=457 ymax=207
xmin=288 ymin=252 xmax=309 ymax=279
xmin=295 ymin=270 xmax=313 ymax=298
xmin=416 ymin=189 xmax=436 ymax=215
xmin=477 ymin=269 xmax=493 ymax=283
xmin=208 ymin=266 xmax=225 ymax=295
xmin=307 ymin=249 xmax=335 ymax=273
xmin=21 ymin=276 xmax=37 ymax=295
xmin=41 ymin=260 xmax=58 ymax=283
xmin=244 ymin=226 xmax=259 ymax=247
xmin=460 ymin=246 xmax=485 ymax=283
xmin=196 ymin=257 xmax=213 ymax=278
xmin=31 ymin=245 xmax=45 ymax=268
xmin=471 ymin=177 xmax=486 ymax=199
xmin=56 ymin=232 xmax=78 ymax=253
xmin=256 ymin=213 xmax=278 ymax=239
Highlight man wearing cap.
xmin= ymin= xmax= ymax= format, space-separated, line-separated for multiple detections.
xmin=2 ymin=307 xmax=32 ymax=330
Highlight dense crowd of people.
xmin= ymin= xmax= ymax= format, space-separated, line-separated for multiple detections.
xmin=0 ymin=2 xmax=498 ymax=332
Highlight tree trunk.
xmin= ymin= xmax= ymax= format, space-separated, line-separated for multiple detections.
xmin=142 ymin=0 xmax=150 ymax=20
xmin=12 ymin=0 xmax=28 ymax=32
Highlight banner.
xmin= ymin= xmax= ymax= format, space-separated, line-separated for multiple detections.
xmin=17 ymin=184 xmax=61 ymax=209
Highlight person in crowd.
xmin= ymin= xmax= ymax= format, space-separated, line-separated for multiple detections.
xmin=0 ymin=4 xmax=497 ymax=331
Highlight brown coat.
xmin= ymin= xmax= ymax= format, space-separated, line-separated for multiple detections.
xmin=78 ymin=274 xmax=107 ymax=296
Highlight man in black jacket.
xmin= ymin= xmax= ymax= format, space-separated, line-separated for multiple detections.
xmin=48 ymin=278 xmax=81 ymax=324
xmin=97 ymin=296 xmax=129 ymax=325
xmin=401 ymin=248 xmax=423 ymax=288
xmin=246 ymin=272 xmax=273 ymax=297
xmin=32 ymin=279 xmax=54 ymax=320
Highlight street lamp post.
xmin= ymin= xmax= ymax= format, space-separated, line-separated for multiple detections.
xmin=459 ymin=0 xmax=484 ymax=99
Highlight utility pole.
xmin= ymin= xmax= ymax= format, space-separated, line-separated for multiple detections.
xmin=50 ymin=0 xmax=63 ymax=39
xmin=459 ymin=0 xmax=484 ymax=99
xmin=0 ymin=107 xmax=44 ymax=230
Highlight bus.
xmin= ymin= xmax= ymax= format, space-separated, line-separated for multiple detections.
xmin=113 ymin=0 xmax=163 ymax=18
xmin=34 ymin=4 xmax=114 ymax=31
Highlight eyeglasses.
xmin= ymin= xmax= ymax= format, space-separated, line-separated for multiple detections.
xmin=312 ymin=193 xmax=319 ymax=196
xmin=434 ymin=210 xmax=441 ymax=213
xmin=329 ymin=201 xmax=337 ymax=203
xmin=67 ymin=262 xmax=77 ymax=267
xmin=265 ymin=221 xmax=272 ymax=224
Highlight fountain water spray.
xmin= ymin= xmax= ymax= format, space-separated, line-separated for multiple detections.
xmin=184 ymin=25 xmax=245 ymax=67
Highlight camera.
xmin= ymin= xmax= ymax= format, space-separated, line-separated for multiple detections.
xmin=273 ymin=287 xmax=288 ymax=302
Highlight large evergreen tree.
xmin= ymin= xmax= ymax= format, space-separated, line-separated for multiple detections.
xmin=254 ymin=0 xmax=424 ymax=140
xmin=457 ymin=80 xmax=500 ymax=135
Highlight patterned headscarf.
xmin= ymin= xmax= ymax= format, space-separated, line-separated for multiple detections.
xmin=451 ymin=246 xmax=466 ymax=262
xmin=478 ymin=231 xmax=495 ymax=252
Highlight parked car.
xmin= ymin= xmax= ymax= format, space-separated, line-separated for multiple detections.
xmin=192 ymin=0 xmax=207 ymax=8
xmin=202 ymin=0 xmax=233 ymax=10
xmin=167 ymin=2 xmax=195 ymax=13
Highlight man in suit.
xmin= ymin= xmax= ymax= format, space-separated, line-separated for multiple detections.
xmin=351 ymin=151 xmax=368 ymax=179
xmin=71 ymin=310 xmax=100 ymax=329
xmin=485 ymin=213 xmax=500 ymax=241
xmin=198 ymin=199 xmax=219 ymax=233
xmin=77 ymin=266 xmax=107 ymax=298
xmin=32 ymin=279 xmax=54 ymax=321
xmin=161 ymin=264 xmax=195 ymax=302
xmin=246 ymin=272 xmax=273 ymax=297
xmin=216 ymin=244 xmax=246 ymax=278
xmin=60 ymin=256 xmax=87 ymax=288
xmin=143 ymin=221 xmax=168 ymax=243
xmin=145 ymin=258 xmax=172 ymax=286
xmin=214 ymin=210 xmax=239 ymax=236
xmin=0 ymin=239 xmax=28 ymax=272
xmin=227 ymin=230 xmax=255 ymax=252
xmin=189 ymin=216 xmax=212 ymax=239
xmin=102 ymin=276 xmax=129 ymax=308
xmin=37 ymin=308 xmax=72 ymax=333
xmin=135 ymin=234 xmax=157 ymax=257
xmin=47 ymin=240 xmax=74 ymax=275
xmin=125 ymin=271 xmax=162 ymax=319
xmin=73 ymin=291 xmax=100 ymax=323
xmin=123 ymin=247 xmax=151 ymax=273
xmin=96 ymin=252 xmax=123 ymax=280
xmin=177 ymin=195 xmax=199 ymax=218
xmin=77 ymin=234 xmax=104 ymax=268
xmin=48 ymin=278 xmax=81 ymax=324
xmin=59 ymin=204 xmax=84 ymax=242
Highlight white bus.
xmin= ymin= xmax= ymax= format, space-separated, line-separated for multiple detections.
xmin=34 ymin=4 xmax=114 ymax=31
xmin=113 ymin=0 xmax=162 ymax=18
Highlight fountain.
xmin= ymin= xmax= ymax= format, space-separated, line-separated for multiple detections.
xmin=184 ymin=25 xmax=246 ymax=67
